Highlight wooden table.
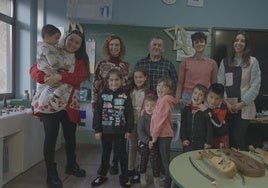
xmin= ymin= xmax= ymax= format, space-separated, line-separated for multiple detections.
xmin=169 ymin=149 xmax=268 ymax=188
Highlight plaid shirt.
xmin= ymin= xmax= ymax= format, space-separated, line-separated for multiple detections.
xmin=135 ymin=55 xmax=178 ymax=96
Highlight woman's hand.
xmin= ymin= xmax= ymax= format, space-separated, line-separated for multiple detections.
xmin=44 ymin=73 xmax=62 ymax=86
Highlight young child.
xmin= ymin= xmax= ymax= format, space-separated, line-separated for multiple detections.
xmin=128 ymin=67 xmax=152 ymax=183
xmin=180 ymin=84 xmax=213 ymax=152
xmin=37 ymin=24 xmax=72 ymax=108
xmin=137 ymin=95 xmax=161 ymax=187
xmin=92 ymin=69 xmax=134 ymax=188
xmin=149 ymin=77 xmax=176 ymax=188
xmin=206 ymin=83 xmax=229 ymax=148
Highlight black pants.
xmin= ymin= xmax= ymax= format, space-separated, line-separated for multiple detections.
xmin=228 ymin=113 xmax=249 ymax=151
xmin=100 ymin=133 xmax=128 ymax=176
xmin=139 ymin=142 xmax=160 ymax=177
xmin=40 ymin=111 xmax=77 ymax=166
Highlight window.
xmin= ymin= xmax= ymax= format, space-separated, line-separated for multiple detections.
xmin=0 ymin=0 xmax=15 ymax=98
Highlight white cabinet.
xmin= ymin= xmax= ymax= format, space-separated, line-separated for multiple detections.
xmin=0 ymin=111 xmax=62 ymax=187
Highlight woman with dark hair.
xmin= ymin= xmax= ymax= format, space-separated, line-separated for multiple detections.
xmin=217 ymin=30 xmax=261 ymax=151
xmin=30 ymin=29 xmax=89 ymax=188
xmin=176 ymin=31 xmax=218 ymax=107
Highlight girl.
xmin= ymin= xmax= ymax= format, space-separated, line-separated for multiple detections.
xmin=92 ymin=69 xmax=134 ymax=187
xmin=180 ymin=84 xmax=213 ymax=152
xmin=149 ymin=77 xmax=176 ymax=188
xmin=137 ymin=95 xmax=161 ymax=187
xmin=92 ymin=35 xmax=131 ymax=174
xmin=128 ymin=67 xmax=151 ymax=183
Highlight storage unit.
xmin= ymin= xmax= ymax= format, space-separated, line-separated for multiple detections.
xmin=0 ymin=110 xmax=62 ymax=187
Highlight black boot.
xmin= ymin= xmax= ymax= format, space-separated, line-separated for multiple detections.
xmin=65 ymin=162 xmax=86 ymax=177
xmin=46 ymin=163 xmax=63 ymax=188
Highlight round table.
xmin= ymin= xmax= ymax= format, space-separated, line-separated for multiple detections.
xmin=169 ymin=149 xmax=268 ymax=188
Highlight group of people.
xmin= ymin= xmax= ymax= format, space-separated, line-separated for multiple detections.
xmin=29 ymin=23 xmax=261 ymax=188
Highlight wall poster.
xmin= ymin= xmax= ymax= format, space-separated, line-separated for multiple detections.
xmin=67 ymin=0 xmax=112 ymax=20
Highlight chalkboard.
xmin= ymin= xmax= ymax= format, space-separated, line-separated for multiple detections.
xmin=82 ymin=24 xmax=178 ymax=71
xmin=211 ymin=27 xmax=268 ymax=112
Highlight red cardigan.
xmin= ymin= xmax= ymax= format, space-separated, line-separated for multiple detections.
xmin=29 ymin=60 xmax=88 ymax=123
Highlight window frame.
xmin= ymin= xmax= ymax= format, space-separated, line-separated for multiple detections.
xmin=0 ymin=0 xmax=16 ymax=99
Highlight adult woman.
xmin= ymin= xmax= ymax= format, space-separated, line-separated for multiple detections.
xmin=217 ymin=30 xmax=261 ymax=151
xmin=91 ymin=35 xmax=131 ymax=175
xmin=176 ymin=32 xmax=218 ymax=107
xmin=30 ymin=30 xmax=89 ymax=188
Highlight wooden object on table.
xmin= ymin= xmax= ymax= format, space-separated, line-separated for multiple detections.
xmin=221 ymin=148 xmax=265 ymax=177
xmin=198 ymin=150 xmax=237 ymax=178
xmin=249 ymin=145 xmax=268 ymax=167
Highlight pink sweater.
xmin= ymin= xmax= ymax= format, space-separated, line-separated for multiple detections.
xmin=176 ymin=56 xmax=218 ymax=100
xmin=150 ymin=95 xmax=176 ymax=140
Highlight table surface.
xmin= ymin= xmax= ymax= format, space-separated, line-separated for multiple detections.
xmin=169 ymin=149 xmax=268 ymax=188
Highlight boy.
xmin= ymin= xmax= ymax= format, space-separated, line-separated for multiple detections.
xmin=180 ymin=84 xmax=213 ymax=152
xmin=37 ymin=24 xmax=72 ymax=108
xmin=137 ymin=95 xmax=160 ymax=187
xmin=206 ymin=83 xmax=229 ymax=148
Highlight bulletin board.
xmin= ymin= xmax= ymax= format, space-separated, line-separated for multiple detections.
xmin=82 ymin=24 xmax=178 ymax=70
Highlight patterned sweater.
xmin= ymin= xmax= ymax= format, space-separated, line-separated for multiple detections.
xmin=91 ymin=57 xmax=131 ymax=108
xmin=93 ymin=87 xmax=134 ymax=134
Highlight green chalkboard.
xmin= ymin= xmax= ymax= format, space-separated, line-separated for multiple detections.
xmin=82 ymin=24 xmax=178 ymax=71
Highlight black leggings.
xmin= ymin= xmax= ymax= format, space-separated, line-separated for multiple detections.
xmin=40 ymin=110 xmax=77 ymax=166
xmin=100 ymin=133 xmax=128 ymax=176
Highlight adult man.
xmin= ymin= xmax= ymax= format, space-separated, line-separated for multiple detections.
xmin=135 ymin=36 xmax=178 ymax=96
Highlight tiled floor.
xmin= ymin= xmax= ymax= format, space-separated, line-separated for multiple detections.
xmin=3 ymin=144 xmax=181 ymax=188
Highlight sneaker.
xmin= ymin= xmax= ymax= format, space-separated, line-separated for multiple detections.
xmin=119 ymin=175 xmax=131 ymax=188
xmin=109 ymin=164 xmax=119 ymax=175
xmin=130 ymin=173 xmax=140 ymax=184
xmin=91 ymin=176 xmax=108 ymax=187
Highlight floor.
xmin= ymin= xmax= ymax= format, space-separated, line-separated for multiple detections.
xmin=3 ymin=144 xmax=181 ymax=188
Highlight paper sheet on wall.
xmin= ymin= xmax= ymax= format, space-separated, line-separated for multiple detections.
xmin=176 ymin=30 xmax=211 ymax=62
xmin=67 ymin=0 xmax=112 ymax=20
xmin=86 ymin=39 xmax=95 ymax=74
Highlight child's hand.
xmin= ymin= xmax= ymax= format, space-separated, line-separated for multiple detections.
xmin=204 ymin=143 xmax=212 ymax=149
xmin=125 ymin=132 xmax=131 ymax=140
xmin=182 ymin=140 xmax=190 ymax=146
xmin=95 ymin=133 xmax=102 ymax=140
xmin=199 ymin=104 xmax=208 ymax=111
xmin=148 ymin=141 xmax=154 ymax=149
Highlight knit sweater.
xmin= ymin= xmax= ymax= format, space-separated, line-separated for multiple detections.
xmin=29 ymin=60 xmax=88 ymax=123
xmin=91 ymin=57 xmax=131 ymax=107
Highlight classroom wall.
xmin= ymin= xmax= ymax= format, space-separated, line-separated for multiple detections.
xmin=16 ymin=0 xmax=268 ymax=97
xmin=45 ymin=0 xmax=268 ymax=29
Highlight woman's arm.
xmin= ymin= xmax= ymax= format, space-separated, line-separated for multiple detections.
xmin=60 ymin=59 xmax=88 ymax=86
xmin=29 ymin=63 xmax=45 ymax=84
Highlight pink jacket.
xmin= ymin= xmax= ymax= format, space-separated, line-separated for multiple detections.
xmin=150 ymin=95 xmax=176 ymax=140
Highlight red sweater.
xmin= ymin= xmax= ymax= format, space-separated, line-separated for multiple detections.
xmin=29 ymin=60 xmax=88 ymax=123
